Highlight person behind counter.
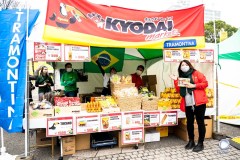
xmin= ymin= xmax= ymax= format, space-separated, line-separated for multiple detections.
xmin=61 ymin=63 xmax=79 ymax=97
xmin=131 ymin=65 xmax=144 ymax=90
xmin=29 ymin=65 xmax=44 ymax=103
xmin=35 ymin=66 xmax=54 ymax=102
xmin=95 ymin=58 xmax=117 ymax=96
xmin=169 ymin=60 xmax=208 ymax=152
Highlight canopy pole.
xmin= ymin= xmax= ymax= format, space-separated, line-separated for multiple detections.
xmin=0 ymin=128 xmax=6 ymax=155
xmin=212 ymin=4 xmax=220 ymax=134
xmin=24 ymin=0 xmax=31 ymax=158
xmin=0 ymin=128 xmax=17 ymax=160
xmin=211 ymin=1 xmax=226 ymax=140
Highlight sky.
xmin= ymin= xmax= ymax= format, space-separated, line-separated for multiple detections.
xmin=201 ymin=0 xmax=240 ymax=28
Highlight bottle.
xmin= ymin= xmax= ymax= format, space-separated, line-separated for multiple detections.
xmin=68 ymin=47 xmax=72 ymax=60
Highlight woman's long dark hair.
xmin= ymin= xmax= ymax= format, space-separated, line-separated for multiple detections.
xmin=40 ymin=66 xmax=49 ymax=77
xmin=177 ymin=60 xmax=195 ymax=75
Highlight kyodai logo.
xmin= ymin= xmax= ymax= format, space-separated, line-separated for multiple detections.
xmin=49 ymin=2 xmax=86 ymax=28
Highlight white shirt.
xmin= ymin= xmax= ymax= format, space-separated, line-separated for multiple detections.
xmin=103 ymin=73 xmax=110 ymax=88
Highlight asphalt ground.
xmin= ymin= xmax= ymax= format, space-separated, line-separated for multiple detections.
xmin=0 ymin=122 xmax=239 ymax=160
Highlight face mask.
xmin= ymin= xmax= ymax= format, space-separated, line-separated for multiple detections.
xmin=66 ymin=68 xmax=72 ymax=72
xmin=181 ymin=66 xmax=190 ymax=72
xmin=136 ymin=70 xmax=142 ymax=75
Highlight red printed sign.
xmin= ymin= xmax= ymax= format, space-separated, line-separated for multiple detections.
xmin=34 ymin=42 xmax=61 ymax=61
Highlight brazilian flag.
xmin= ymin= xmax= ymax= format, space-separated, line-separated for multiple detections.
xmin=84 ymin=47 xmax=125 ymax=73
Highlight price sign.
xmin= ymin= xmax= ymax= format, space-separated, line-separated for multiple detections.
xmin=76 ymin=114 xmax=99 ymax=134
xmin=199 ymin=49 xmax=214 ymax=63
xmin=183 ymin=49 xmax=198 ymax=63
xmin=34 ymin=42 xmax=61 ymax=61
xmin=46 ymin=116 xmax=73 ymax=137
xmin=64 ymin=45 xmax=90 ymax=62
xmin=164 ymin=50 xmax=182 ymax=62
xmin=144 ymin=111 xmax=160 ymax=127
xmin=122 ymin=111 xmax=144 ymax=129
xmin=100 ymin=113 xmax=122 ymax=131
xmin=121 ymin=127 xmax=144 ymax=145
xmin=160 ymin=110 xmax=178 ymax=126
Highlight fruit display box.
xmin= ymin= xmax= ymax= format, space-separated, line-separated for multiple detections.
xmin=141 ymin=97 xmax=159 ymax=111
xmin=229 ymin=137 xmax=240 ymax=150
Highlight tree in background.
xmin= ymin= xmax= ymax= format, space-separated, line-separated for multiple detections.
xmin=205 ymin=20 xmax=238 ymax=43
xmin=0 ymin=0 xmax=21 ymax=9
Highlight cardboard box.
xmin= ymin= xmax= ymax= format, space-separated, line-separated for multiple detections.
xmin=54 ymin=97 xmax=69 ymax=106
xmin=174 ymin=126 xmax=198 ymax=141
xmin=148 ymin=85 xmax=157 ymax=95
xmin=68 ymin=97 xmax=81 ymax=106
xmin=95 ymin=87 xmax=103 ymax=93
xmin=142 ymin=75 xmax=157 ymax=85
xmin=36 ymin=129 xmax=56 ymax=146
xmin=62 ymin=136 xmax=76 ymax=156
xmin=145 ymin=129 xmax=160 ymax=142
xmin=174 ymin=117 xmax=212 ymax=141
xmin=75 ymin=134 xmax=90 ymax=150
xmin=55 ymin=106 xmax=81 ymax=116
xmin=156 ymin=126 xmax=168 ymax=137
xmin=118 ymin=132 xmax=135 ymax=148
xmin=79 ymin=93 xmax=93 ymax=103
xmin=54 ymin=97 xmax=81 ymax=106
xmin=30 ymin=109 xmax=54 ymax=119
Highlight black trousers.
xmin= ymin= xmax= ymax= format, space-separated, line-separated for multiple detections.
xmin=102 ymin=87 xmax=111 ymax=96
xmin=185 ymin=104 xmax=206 ymax=143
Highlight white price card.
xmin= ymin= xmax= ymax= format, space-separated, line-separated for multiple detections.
xmin=160 ymin=110 xmax=178 ymax=126
xmin=100 ymin=112 xmax=122 ymax=131
xmin=121 ymin=127 xmax=144 ymax=145
xmin=76 ymin=114 xmax=99 ymax=134
xmin=47 ymin=116 xmax=73 ymax=137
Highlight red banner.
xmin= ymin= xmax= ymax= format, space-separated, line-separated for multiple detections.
xmin=43 ymin=0 xmax=205 ymax=49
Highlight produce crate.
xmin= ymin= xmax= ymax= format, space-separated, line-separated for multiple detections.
xmin=142 ymin=97 xmax=159 ymax=111
xmin=110 ymin=83 xmax=135 ymax=95
xmin=141 ymin=97 xmax=159 ymax=111
xmin=114 ymin=96 xmax=142 ymax=111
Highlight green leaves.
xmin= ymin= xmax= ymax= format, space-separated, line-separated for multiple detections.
xmin=204 ymin=20 xmax=238 ymax=43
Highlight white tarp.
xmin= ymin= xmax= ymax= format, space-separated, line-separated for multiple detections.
xmin=218 ymin=59 xmax=240 ymax=125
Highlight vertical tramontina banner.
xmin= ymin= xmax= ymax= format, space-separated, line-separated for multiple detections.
xmin=0 ymin=9 xmax=39 ymax=133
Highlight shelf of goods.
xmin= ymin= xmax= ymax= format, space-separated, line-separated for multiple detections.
xmin=159 ymin=87 xmax=215 ymax=119
xmin=26 ymin=108 xmax=215 ymax=129
xmin=26 ymin=85 xmax=215 ymax=129
xmin=27 ymin=99 xmax=215 ymax=129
